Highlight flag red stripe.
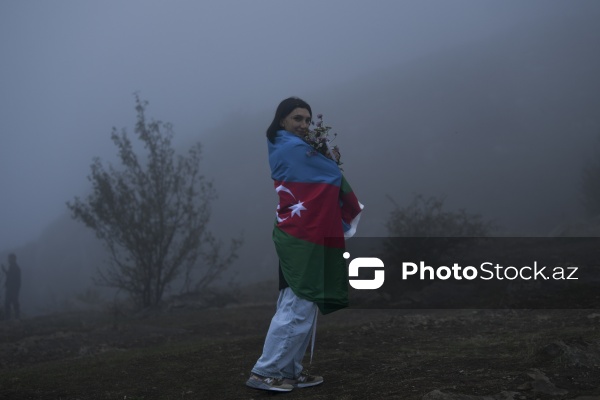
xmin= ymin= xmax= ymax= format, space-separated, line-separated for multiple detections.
xmin=274 ymin=180 xmax=345 ymax=246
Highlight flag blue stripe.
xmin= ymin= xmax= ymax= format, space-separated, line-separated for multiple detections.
xmin=269 ymin=130 xmax=342 ymax=186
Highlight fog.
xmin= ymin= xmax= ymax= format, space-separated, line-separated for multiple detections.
xmin=1 ymin=1 xmax=600 ymax=314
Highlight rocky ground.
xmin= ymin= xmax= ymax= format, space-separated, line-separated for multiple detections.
xmin=0 ymin=290 xmax=599 ymax=399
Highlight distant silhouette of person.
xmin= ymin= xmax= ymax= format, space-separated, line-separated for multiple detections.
xmin=2 ymin=253 xmax=21 ymax=320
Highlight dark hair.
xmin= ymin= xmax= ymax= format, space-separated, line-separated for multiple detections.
xmin=266 ymin=97 xmax=312 ymax=143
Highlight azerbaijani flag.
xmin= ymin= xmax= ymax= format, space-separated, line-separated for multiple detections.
xmin=269 ymin=130 xmax=363 ymax=314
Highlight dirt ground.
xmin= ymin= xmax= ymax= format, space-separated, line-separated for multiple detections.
xmin=0 ymin=291 xmax=599 ymax=399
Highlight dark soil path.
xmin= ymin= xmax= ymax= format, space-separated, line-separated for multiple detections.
xmin=0 ymin=304 xmax=598 ymax=399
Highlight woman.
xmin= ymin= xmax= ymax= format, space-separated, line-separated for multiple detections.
xmin=246 ymin=97 xmax=363 ymax=392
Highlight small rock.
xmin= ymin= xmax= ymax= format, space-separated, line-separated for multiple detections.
xmin=517 ymin=382 xmax=531 ymax=390
xmin=539 ymin=339 xmax=600 ymax=367
xmin=526 ymin=369 xmax=568 ymax=396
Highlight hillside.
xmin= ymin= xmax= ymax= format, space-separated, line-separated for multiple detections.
xmin=4 ymin=11 xmax=600 ymax=314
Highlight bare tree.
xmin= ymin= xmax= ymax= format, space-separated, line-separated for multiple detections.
xmin=380 ymin=194 xmax=496 ymax=300
xmin=385 ymin=194 xmax=495 ymax=238
xmin=67 ymin=95 xmax=240 ymax=309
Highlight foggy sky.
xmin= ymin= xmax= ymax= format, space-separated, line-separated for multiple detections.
xmin=1 ymin=0 xmax=599 ymax=251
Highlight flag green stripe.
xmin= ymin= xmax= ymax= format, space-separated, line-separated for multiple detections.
xmin=340 ymin=175 xmax=353 ymax=194
xmin=273 ymin=227 xmax=348 ymax=314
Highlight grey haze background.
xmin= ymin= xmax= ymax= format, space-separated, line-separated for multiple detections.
xmin=1 ymin=1 xmax=600 ymax=313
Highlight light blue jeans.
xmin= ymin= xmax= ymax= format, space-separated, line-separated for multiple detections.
xmin=251 ymin=287 xmax=318 ymax=379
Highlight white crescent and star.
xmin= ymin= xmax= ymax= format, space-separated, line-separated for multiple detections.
xmin=275 ymin=184 xmax=294 ymax=197
xmin=289 ymin=201 xmax=307 ymax=217
xmin=275 ymin=184 xmax=307 ymax=222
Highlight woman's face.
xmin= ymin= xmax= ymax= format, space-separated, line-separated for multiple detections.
xmin=280 ymin=107 xmax=311 ymax=136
